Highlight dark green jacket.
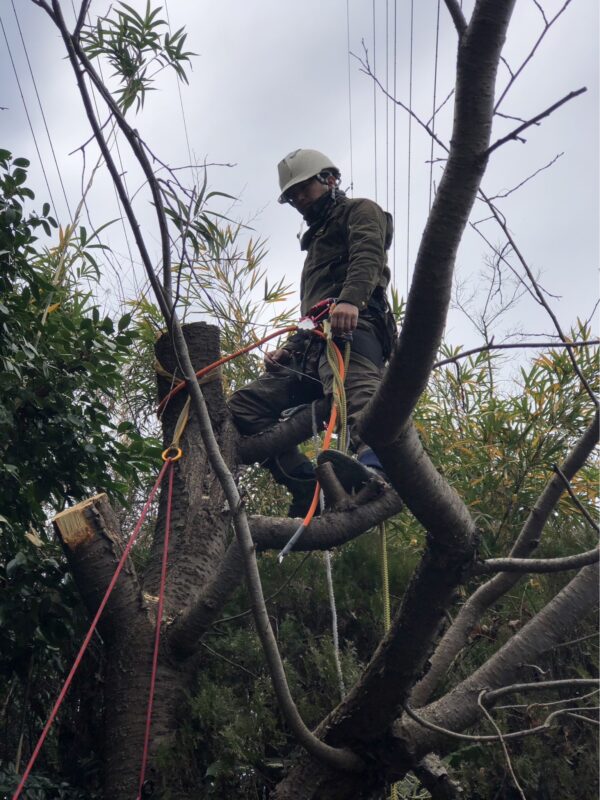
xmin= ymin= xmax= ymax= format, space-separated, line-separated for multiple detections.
xmin=298 ymin=194 xmax=393 ymax=316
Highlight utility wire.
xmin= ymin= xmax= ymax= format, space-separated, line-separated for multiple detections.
xmin=11 ymin=0 xmax=73 ymax=221
xmin=346 ymin=0 xmax=354 ymax=195
xmin=385 ymin=0 xmax=390 ymax=212
xmin=428 ymin=0 xmax=441 ymax=211
xmin=372 ymin=0 xmax=378 ymax=202
xmin=405 ymin=0 xmax=414 ymax=297
xmin=392 ymin=0 xmax=397 ymax=287
xmin=0 ymin=13 xmax=60 ymax=223
xmin=164 ymin=0 xmax=197 ymax=186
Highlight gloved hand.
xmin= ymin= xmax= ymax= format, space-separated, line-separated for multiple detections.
xmin=264 ymin=347 xmax=292 ymax=373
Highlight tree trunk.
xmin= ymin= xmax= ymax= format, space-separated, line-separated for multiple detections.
xmin=55 ymin=323 xmax=239 ymax=799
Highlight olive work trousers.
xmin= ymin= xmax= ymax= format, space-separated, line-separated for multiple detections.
xmin=228 ymin=332 xmax=384 ymax=479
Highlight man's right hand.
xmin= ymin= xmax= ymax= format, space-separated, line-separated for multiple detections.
xmin=264 ymin=347 xmax=291 ymax=373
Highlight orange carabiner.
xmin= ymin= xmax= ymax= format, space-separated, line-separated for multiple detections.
xmin=161 ymin=446 xmax=183 ymax=462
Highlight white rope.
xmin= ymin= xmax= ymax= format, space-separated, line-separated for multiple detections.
xmin=312 ymin=402 xmax=345 ymax=698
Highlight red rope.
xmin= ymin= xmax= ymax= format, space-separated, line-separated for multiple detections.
xmin=156 ymin=324 xmax=299 ymax=415
xmin=136 ymin=460 xmax=175 ymax=798
xmin=12 ymin=459 xmax=173 ymax=800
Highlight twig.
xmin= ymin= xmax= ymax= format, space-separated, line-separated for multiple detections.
xmin=552 ymin=632 xmax=599 ymax=650
xmin=200 ymin=640 xmax=258 ymax=679
xmin=403 ymin=702 xmax=599 ymax=743
xmin=476 ymin=547 xmax=599 ymax=574
xmin=486 ymin=153 xmax=564 ymax=200
xmin=486 ymin=88 xmax=586 ymax=156
xmin=496 ymin=688 xmax=599 ymax=711
xmin=479 ymin=192 xmax=599 ymax=408
xmin=495 ymin=0 xmax=574 ymax=111
xmin=443 ymin=0 xmax=467 ymax=35
xmin=552 ymin=464 xmax=600 ymax=533
xmin=433 ymin=339 xmax=598 ymax=369
xmin=477 ymin=690 xmax=526 ymax=800
xmin=426 ymin=88 xmax=455 ymax=127
xmin=213 ymin=554 xmax=312 ymax=626
xmin=565 ymin=711 xmax=600 ymax=725
xmin=355 ymin=46 xmax=448 ymax=154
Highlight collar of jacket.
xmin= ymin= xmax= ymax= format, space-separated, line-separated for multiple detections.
xmin=300 ymin=190 xmax=347 ymax=251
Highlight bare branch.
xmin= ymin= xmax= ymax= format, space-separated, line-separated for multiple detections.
xmin=443 ymin=0 xmax=467 ymax=36
xmin=402 ymin=563 xmax=599 ymax=755
xmin=411 ymin=412 xmax=599 ymax=707
xmin=477 ymin=690 xmax=526 ymax=800
xmin=479 ymin=192 xmax=599 ymax=408
xmin=426 ymin=88 xmax=455 ymax=127
xmin=483 ymin=678 xmax=600 ymax=704
xmin=433 ymin=338 xmax=598 ymax=369
xmin=403 ymin=701 xmax=597 ymax=744
xmin=486 ymin=152 xmax=563 ymax=200
xmin=486 ymin=88 xmax=586 ymax=156
xmin=476 ymin=547 xmax=599 ymax=574
xmin=74 ymin=0 xmax=91 ymax=39
xmin=356 ymin=46 xmax=448 ymax=154
xmin=531 ymin=0 xmax=548 ymax=26
xmin=552 ymin=464 xmax=600 ymax=533
xmin=495 ymin=0 xmax=574 ymax=110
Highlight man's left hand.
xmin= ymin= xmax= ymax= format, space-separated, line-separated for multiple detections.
xmin=330 ymin=302 xmax=358 ymax=336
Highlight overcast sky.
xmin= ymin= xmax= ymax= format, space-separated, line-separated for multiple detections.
xmin=1 ymin=0 xmax=598 ymax=357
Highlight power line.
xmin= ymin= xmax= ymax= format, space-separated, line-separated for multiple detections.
xmin=392 ymin=0 xmax=397 ymax=287
xmin=385 ymin=0 xmax=390 ymax=212
xmin=0 ymin=13 xmax=61 ymax=222
xmin=164 ymin=0 xmax=197 ymax=186
xmin=405 ymin=0 xmax=414 ymax=297
xmin=429 ymin=0 xmax=441 ymax=211
xmin=372 ymin=0 xmax=378 ymax=202
xmin=11 ymin=0 xmax=73 ymax=221
xmin=346 ymin=0 xmax=354 ymax=195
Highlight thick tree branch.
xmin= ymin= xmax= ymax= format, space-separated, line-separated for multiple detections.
xmin=485 ymin=87 xmax=586 ymax=156
xmin=475 ymin=547 xmax=599 ymax=574
xmin=411 ymin=410 xmax=599 ymax=707
xmin=74 ymin=0 xmax=91 ymax=39
xmin=236 ymin=398 xmax=330 ymax=464
xmin=396 ymin=562 xmax=598 ymax=758
xmin=443 ymin=0 xmax=467 ymax=36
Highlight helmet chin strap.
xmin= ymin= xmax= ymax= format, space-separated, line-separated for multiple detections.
xmin=316 ymin=171 xmax=342 ymax=201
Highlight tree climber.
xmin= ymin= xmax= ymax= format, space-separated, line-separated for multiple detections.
xmin=229 ymin=148 xmax=396 ymax=516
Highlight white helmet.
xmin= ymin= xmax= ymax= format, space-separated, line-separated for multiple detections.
xmin=277 ymin=149 xmax=340 ymax=203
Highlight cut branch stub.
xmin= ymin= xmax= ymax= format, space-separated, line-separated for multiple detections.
xmin=146 ymin=322 xmax=239 ymax=625
xmin=53 ymin=493 xmax=140 ymax=638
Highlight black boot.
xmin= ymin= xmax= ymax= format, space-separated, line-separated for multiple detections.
xmin=317 ymin=449 xmax=387 ymax=495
